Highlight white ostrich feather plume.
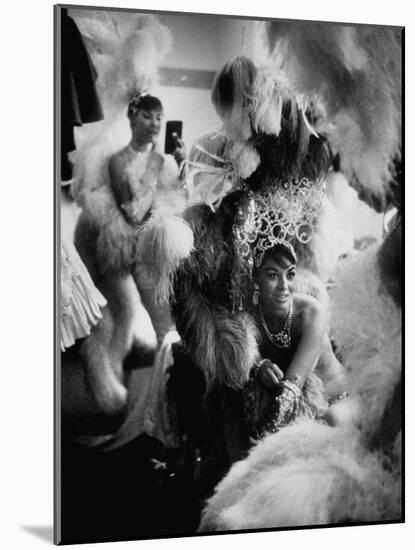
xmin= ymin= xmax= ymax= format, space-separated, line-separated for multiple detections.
xmin=264 ymin=22 xmax=402 ymax=210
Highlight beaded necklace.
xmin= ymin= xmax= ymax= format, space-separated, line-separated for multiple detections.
xmin=259 ymin=300 xmax=293 ymax=349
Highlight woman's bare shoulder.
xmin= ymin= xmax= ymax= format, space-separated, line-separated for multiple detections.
xmin=109 ymin=147 xmax=130 ymax=171
xmin=109 ymin=149 xmax=136 ymax=186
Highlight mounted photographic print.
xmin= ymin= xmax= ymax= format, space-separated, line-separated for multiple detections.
xmin=55 ymin=3 xmax=403 ymax=545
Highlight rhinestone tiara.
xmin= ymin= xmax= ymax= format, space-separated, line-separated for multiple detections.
xmin=233 ymin=177 xmax=326 ymax=267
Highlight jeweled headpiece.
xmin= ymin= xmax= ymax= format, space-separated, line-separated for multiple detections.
xmin=233 ymin=177 xmax=326 ymax=268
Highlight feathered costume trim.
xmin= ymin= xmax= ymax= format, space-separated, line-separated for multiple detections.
xmin=199 ymin=422 xmax=401 ymax=531
xmin=264 ymin=22 xmax=402 ymax=211
xmin=136 ymin=210 xmax=194 ymax=304
xmin=74 ymin=152 xmax=137 ymax=274
xmin=330 ymin=246 xmax=401 ymax=437
xmin=173 ymin=200 xmax=260 ymax=389
xmin=252 ymin=66 xmax=297 ymax=137
xmin=174 ymin=291 xmax=259 ymax=390
xmin=184 ymin=134 xmax=260 ymax=211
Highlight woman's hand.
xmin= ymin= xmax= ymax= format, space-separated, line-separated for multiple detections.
xmin=172 ymin=133 xmax=187 ymax=166
xmin=258 ymin=359 xmax=284 ymax=388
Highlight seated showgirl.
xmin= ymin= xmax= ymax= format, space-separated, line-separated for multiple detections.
xmin=245 ymin=242 xmax=350 ymax=439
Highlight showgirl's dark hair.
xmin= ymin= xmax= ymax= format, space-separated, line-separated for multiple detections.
xmin=265 ymin=243 xmax=297 ymax=265
xmin=127 ymin=93 xmax=163 ymax=120
xmin=255 ymin=243 xmax=298 ymax=273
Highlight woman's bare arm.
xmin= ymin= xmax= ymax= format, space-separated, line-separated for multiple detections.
xmin=284 ymin=297 xmax=327 ymax=388
xmin=109 ymin=153 xmax=139 ymax=225
xmin=315 ymin=333 xmax=347 ymax=398
xmin=109 ymin=153 xmax=132 ymax=204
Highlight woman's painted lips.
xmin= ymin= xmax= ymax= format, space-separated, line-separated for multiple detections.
xmin=273 ymin=294 xmax=290 ymax=302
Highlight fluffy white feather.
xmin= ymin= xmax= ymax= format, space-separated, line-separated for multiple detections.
xmin=136 ymin=211 xmax=194 ymax=304
xmin=331 ymin=247 xmax=401 ymax=436
xmin=252 ymin=67 xmax=287 ymax=135
xmin=264 ymin=22 xmax=402 ymax=210
xmin=200 ymin=421 xmax=400 ymax=531
xmin=73 ymin=12 xmax=172 ymax=113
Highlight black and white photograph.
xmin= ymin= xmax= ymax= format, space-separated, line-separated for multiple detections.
xmin=55 ymin=1 xmax=402 ymax=546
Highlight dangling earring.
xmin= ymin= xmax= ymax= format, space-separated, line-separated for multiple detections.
xmin=252 ymin=284 xmax=260 ymax=306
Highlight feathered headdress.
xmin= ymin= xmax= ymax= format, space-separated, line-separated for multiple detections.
xmin=73 ymin=11 xmax=172 ymax=114
xmin=211 ymin=55 xmax=314 ymax=146
xmin=263 ymin=21 xmax=402 ymax=212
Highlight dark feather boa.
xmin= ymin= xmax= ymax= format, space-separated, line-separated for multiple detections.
xmin=172 ymin=288 xmax=259 ymax=390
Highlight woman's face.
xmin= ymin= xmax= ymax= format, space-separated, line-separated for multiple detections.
xmin=130 ymin=107 xmax=163 ymax=145
xmin=256 ymin=252 xmax=296 ymax=314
